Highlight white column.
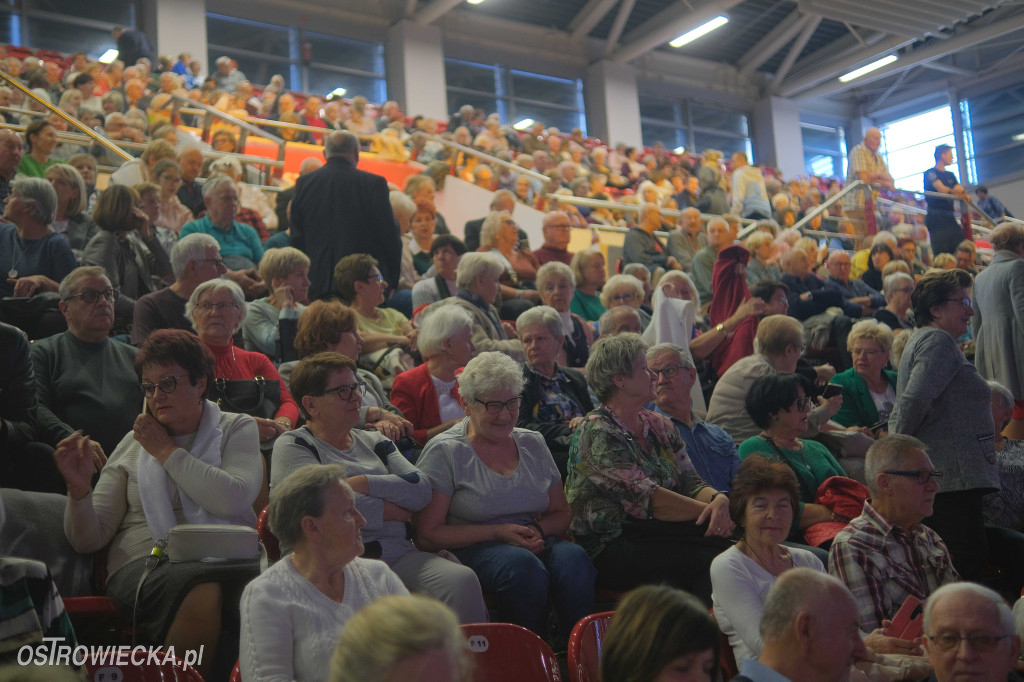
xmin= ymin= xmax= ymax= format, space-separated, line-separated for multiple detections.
xmin=752 ymin=95 xmax=804 ymax=179
xmin=585 ymin=59 xmax=642 ymax=148
xmin=386 ymin=20 xmax=448 ymax=121
xmin=151 ymin=0 xmax=208 ymax=71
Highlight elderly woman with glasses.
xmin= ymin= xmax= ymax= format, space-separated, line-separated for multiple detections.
xmin=242 ymin=246 xmax=311 ymax=362
xmin=829 ymin=319 xmax=897 ymax=431
xmin=516 ymin=305 xmax=594 ymax=480
xmin=600 ymin=274 xmax=652 ymax=330
xmin=57 ymin=329 xmax=262 ymax=679
xmin=565 ymin=333 xmax=732 ymax=605
xmin=187 ymin=279 xmax=298 ymax=443
xmin=875 ymin=272 xmax=915 ymax=333
xmin=739 ymin=374 xmax=847 ymax=540
xmin=414 ymin=351 xmax=595 ymax=639
xmin=890 ymin=269 xmax=1000 ymax=582
xmin=240 ymin=464 xmax=408 ymax=682
xmin=271 ymin=352 xmax=487 ymax=625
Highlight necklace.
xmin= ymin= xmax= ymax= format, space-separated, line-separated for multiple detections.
xmin=8 ymin=234 xmax=40 ymax=279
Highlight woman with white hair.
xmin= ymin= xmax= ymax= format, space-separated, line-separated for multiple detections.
xmin=391 ymin=306 xmax=476 ymax=446
xmin=415 ymin=351 xmax=595 ymax=639
xmin=420 ymin=251 xmax=524 ymax=361
xmin=875 ymin=272 xmax=915 ymax=333
xmin=536 ymin=261 xmax=593 ymax=368
xmin=830 ymin=319 xmax=897 ymax=430
xmin=188 ymin=279 xmax=298 ymax=443
xmin=983 ymin=380 xmax=1024 ymax=530
xmin=209 ymin=155 xmax=278 ymax=232
xmin=744 ymin=230 xmax=782 ymax=285
xmin=330 ymin=594 xmax=472 ymax=682
xmin=478 ymin=210 xmax=541 ymax=310
xmin=600 ymin=273 xmax=652 ymax=329
xmin=243 ymin=246 xmax=310 ymax=361
xmin=44 ymin=163 xmax=97 ymax=261
xmin=516 ymin=305 xmax=594 ymax=480
xmin=240 ymin=464 xmax=408 ymax=682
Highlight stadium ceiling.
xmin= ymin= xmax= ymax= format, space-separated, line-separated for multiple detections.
xmin=250 ymin=0 xmax=1024 ymax=109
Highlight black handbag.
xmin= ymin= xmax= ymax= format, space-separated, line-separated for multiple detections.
xmin=209 ymin=376 xmax=281 ymax=419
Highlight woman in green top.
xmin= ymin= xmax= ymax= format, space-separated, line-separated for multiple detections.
xmin=569 ymin=245 xmax=607 ymax=322
xmin=738 ymin=373 xmax=845 ymax=539
xmin=17 ymin=120 xmax=59 ymax=178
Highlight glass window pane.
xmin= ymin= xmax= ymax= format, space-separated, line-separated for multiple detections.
xmin=207 ymin=15 xmax=291 ymax=60
xmin=510 ymin=72 xmax=578 ymax=108
xmin=446 ymin=90 xmax=498 ymax=118
xmin=693 ymin=130 xmax=748 ymax=156
xmin=307 ymin=68 xmax=385 ymax=104
xmin=211 ymin=52 xmax=292 ymax=90
xmin=303 ymin=32 xmax=383 ymax=75
xmin=801 ymin=126 xmax=843 ymax=154
xmin=31 ymin=0 xmax=135 ymax=24
xmin=445 ymin=60 xmax=498 ymax=94
xmin=805 ymin=153 xmax=841 ymax=178
xmin=0 ymin=10 xmax=15 ymax=45
xmin=26 ymin=17 xmax=111 ymax=61
xmin=511 ymin=103 xmax=582 ymax=134
xmin=638 ymin=97 xmax=679 ymax=123
xmin=641 ymin=122 xmax=683 ymax=149
xmin=691 ymin=103 xmax=748 ymax=136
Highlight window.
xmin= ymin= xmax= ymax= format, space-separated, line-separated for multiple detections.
xmin=960 ymin=83 xmax=1024 ymax=182
xmin=207 ymin=14 xmax=386 ymax=99
xmin=802 ymin=122 xmax=847 ymax=178
xmin=880 ymin=106 xmax=963 ymax=191
xmin=444 ymin=58 xmax=586 ymax=133
xmin=638 ymin=94 xmax=751 ymax=157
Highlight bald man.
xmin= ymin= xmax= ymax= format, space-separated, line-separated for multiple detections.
xmin=845 ymin=128 xmax=895 ymax=247
xmin=735 ymin=568 xmax=867 ymax=682
xmin=534 ymin=211 xmax=574 ymax=266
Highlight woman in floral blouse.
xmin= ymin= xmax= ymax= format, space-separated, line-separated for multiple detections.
xmin=565 ymin=333 xmax=733 ymax=604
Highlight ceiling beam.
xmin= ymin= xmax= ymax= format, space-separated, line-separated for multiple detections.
xmin=736 ymin=10 xmax=808 ymax=77
xmin=770 ymin=14 xmax=822 ymax=92
xmin=920 ymin=61 xmax=974 ymax=76
xmin=569 ymin=0 xmax=621 ymax=42
xmin=792 ymin=13 xmax=1024 ymax=99
xmin=777 ymin=34 xmax=914 ymax=97
xmin=610 ymin=0 xmax=744 ymax=64
xmin=603 ymin=0 xmax=636 ymax=56
xmin=414 ymin=0 xmax=464 ymax=25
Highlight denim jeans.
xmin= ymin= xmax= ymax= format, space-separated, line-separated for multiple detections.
xmin=454 ymin=536 xmax=595 ymax=637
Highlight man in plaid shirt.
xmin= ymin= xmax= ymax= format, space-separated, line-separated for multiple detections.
xmin=845 ymin=128 xmax=895 ymax=247
xmin=828 ymin=434 xmax=958 ymax=633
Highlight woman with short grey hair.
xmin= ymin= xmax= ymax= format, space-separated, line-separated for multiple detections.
xmin=536 ymin=261 xmax=592 ymax=368
xmin=876 ymin=272 xmax=915 ymax=332
xmin=241 ymin=463 xmax=408 ymax=682
xmin=477 ymin=210 xmax=541 ymax=314
xmin=415 ymin=351 xmax=595 ymax=639
xmin=566 ymin=332 xmax=732 ymax=604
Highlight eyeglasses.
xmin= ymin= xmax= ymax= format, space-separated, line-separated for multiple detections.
xmin=321 ymin=381 xmax=367 ymax=401
xmin=64 ymin=288 xmax=118 ymax=304
xmin=791 ymin=396 xmax=814 ymax=411
xmin=650 ymin=364 xmax=689 ymax=379
xmin=610 ymin=292 xmax=637 ymax=304
xmin=884 ymin=469 xmax=943 ymax=485
xmin=945 ymin=297 xmax=972 ymax=309
xmin=474 ymin=397 xmax=522 ymax=414
xmin=365 ymin=274 xmax=384 ymax=283
xmin=140 ymin=374 xmax=186 ymax=398
xmin=926 ymin=633 xmax=1010 ymax=653
xmin=196 ymin=301 xmax=239 ymax=314
xmin=197 ymin=258 xmax=225 ymax=268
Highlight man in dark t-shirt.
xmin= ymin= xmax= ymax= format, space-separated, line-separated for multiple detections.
xmin=924 ymin=144 xmax=966 ymax=256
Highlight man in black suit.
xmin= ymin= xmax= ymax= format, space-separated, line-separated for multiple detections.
xmin=291 ymin=131 xmax=401 ymax=299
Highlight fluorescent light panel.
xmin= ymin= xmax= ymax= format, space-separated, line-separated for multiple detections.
xmin=673 ymin=146 xmax=685 ymax=154
xmin=467 ymin=0 xmax=485 ymax=4
xmin=670 ymin=16 xmax=729 ymax=48
xmin=1013 ymin=132 xmax=1024 ymax=142
xmin=513 ymin=118 xmax=535 ymax=131
xmin=838 ymin=55 xmax=898 ymax=83
xmin=99 ymin=49 xmax=119 ymax=64
xmin=329 ymin=87 xmax=347 ymax=98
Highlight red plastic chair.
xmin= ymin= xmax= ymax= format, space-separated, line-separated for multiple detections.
xmin=84 ymin=652 xmax=204 ymax=681
xmin=229 ymin=660 xmax=242 ymax=682
xmin=257 ymin=505 xmax=281 ymax=563
xmin=63 ymin=545 xmax=129 ymax=646
xmin=567 ymin=611 xmax=613 ymax=682
xmin=462 ymin=623 xmax=563 ymax=682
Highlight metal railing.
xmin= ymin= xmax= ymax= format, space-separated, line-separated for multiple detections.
xmin=0 ymin=72 xmax=131 ymax=162
xmin=409 ymin=131 xmax=549 ymax=183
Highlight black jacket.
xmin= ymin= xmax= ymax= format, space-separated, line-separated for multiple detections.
xmin=517 ymin=365 xmax=593 ymax=480
xmin=291 ymin=156 xmax=402 ymax=299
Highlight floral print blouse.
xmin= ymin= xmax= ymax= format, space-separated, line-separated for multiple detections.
xmin=565 ymin=406 xmax=709 ymax=557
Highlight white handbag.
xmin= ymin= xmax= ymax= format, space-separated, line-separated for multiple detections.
xmin=166 ymin=524 xmax=260 ymax=563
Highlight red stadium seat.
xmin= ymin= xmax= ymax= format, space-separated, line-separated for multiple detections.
xmin=462 ymin=622 xmax=563 ymax=682
xmin=257 ymin=505 xmax=280 ymax=563
xmin=567 ymin=611 xmax=612 ymax=682
xmin=84 ymin=652 xmax=204 ymax=681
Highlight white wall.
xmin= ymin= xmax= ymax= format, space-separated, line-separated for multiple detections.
xmin=386 ymin=21 xmax=448 ymax=121
xmin=434 ymin=176 xmax=545 ymax=247
xmin=153 ymin=0 xmax=208 ymax=68
xmin=987 ymin=176 xmax=1024 ymax=219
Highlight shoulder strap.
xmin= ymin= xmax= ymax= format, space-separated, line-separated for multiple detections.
xmin=291 ymin=435 xmax=323 ymax=464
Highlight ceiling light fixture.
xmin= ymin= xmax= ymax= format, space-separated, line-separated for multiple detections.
xmin=669 ymin=16 xmax=729 ymax=48
xmin=513 ymin=118 xmax=535 ymax=131
xmin=838 ymin=55 xmax=898 ymax=83
xmin=1013 ymin=132 xmax=1024 ymax=142
xmin=98 ymin=49 xmax=119 ymax=64
xmin=673 ymin=146 xmax=686 ymax=154
xmin=328 ymin=87 xmax=348 ymax=98
xmin=467 ymin=0 xmax=486 ymax=4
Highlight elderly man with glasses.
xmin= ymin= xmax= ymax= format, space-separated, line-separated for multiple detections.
xmin=30 ymin=266 xmax=139 ymax=468
xmin=829 ymin=434 xmax=958 ymax=634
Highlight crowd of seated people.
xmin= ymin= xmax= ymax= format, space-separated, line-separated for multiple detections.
xmin=5 ymin=35 xmax=1024 ymax=682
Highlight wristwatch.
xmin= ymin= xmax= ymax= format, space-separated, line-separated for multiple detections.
xmin=714 ymin=323 xmax=726 ymax=334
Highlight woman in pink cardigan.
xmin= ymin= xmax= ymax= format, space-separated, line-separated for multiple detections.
xmin=391 ymin=306 xmax=475 ymax=446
